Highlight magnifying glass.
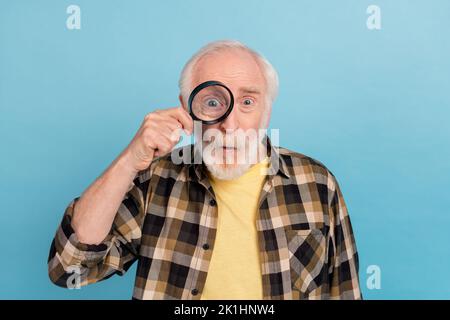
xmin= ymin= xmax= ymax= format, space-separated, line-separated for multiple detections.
xmin=188 ymin=80 xmax=234 ymax=125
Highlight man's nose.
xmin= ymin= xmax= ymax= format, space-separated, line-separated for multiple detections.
xmin=219 ymin=107 xmax=239 ymax=132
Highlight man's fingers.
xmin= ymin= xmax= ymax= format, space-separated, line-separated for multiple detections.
xmin=168 ymin=106 xmax=194 ymax=135
xmin=153 ymin=135 xmax=175 ymax=157
xmin=160 ymin=119 xmax=182 ymax=132
xmin=161 ymin=124 xmax=183 ymax=143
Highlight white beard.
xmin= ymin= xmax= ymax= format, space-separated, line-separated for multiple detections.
xmin=202 ymin=130 xmax=266 ymax=180
xmin=205 ymin=160 xmax=253 ymax=180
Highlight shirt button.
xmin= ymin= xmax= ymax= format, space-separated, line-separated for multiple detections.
xmin=209 ymin=199 xmax=216 ymax=206
xmin=202 ymin=243 xmax=210 ymax=250
xmin=191 ymin=288 xmax=199 ymax=296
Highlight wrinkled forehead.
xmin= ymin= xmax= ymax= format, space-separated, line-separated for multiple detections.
xmin=191 ymin=49 xmax=266 ymax=95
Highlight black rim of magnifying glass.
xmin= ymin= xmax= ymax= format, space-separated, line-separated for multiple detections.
xmin=188 ymin=80 xmax=234 ymax=125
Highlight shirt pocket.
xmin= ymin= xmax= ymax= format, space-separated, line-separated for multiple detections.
xmin=284 ymin=228 xmax=327 ymax=297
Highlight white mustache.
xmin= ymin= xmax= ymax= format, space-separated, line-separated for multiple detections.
xmin=208 ymin=137 xmax=245 ymax=150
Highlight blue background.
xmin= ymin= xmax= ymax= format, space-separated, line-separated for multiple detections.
xmin=1 ymin=0 xmax=449 ymax=299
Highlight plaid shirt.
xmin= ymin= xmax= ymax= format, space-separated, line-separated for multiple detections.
xmin=48 ymin=139 xmax=361 ymax=300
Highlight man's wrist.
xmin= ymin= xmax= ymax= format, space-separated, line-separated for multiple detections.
xmin=116 ymin=150 xmax=140 ymax=179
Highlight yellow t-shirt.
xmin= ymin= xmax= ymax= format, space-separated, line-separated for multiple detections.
xmin=200 ymin=157 xmax=270 ymax=300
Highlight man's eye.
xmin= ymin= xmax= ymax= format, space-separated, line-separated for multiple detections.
xmin=243 ymin=99 xmax=253 ymax=105
xmin=206 ymin=99 xmax=220 ymax=107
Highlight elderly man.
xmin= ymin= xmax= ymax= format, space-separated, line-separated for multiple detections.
xmin=48 ymin=40 xmax=361 ymax=300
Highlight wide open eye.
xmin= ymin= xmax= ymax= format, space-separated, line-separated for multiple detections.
xmin=199 ymin=96 xmax=227 ymax=118
xmin=241 ymin=98 xmax=256 ymax=107
xmin=206 ymin=98 xmax=220 ymax=107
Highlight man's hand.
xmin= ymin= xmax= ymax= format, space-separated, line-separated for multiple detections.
xmin=122 ymin=106 xmax=194 ymax=173
xmin=71 ymin=106 xmax=193 ymax=245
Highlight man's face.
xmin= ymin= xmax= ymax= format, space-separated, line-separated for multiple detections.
xmin=185 ymin=49 xmax=270 ymax=179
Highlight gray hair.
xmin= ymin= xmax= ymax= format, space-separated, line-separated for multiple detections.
xmin=178 ymin=40 xmax=279 ymax=109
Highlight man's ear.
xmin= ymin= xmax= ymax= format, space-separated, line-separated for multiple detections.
xmin=179 ymin=94 xmax=186 ymax=110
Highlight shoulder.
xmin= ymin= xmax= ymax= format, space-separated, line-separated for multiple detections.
xmin=276 ymin=146 xmax=340 ymax=192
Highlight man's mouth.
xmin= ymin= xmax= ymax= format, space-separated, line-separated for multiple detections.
xmin=221 ymin=146 xmax=238 ymax=153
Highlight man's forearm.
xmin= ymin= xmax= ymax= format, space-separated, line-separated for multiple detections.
xmin=71 ymin=151 xmax=140 ymax=245
xmin=69 ymin=106 xmax=191 ymax=245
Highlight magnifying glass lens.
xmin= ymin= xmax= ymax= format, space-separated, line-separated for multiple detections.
xmin=189 ymin=82 xmax=233 ymax=124
xmin=191 ymin=85 xmax=231 ymax=121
